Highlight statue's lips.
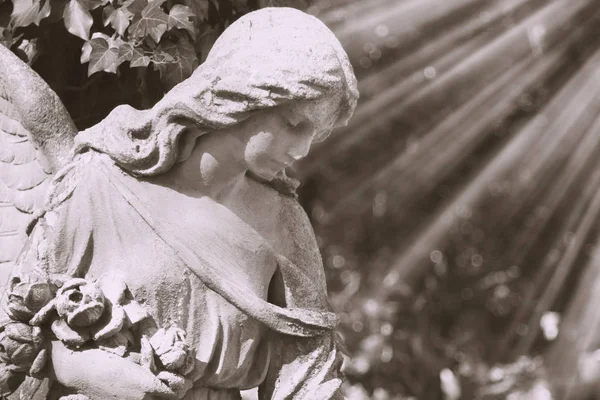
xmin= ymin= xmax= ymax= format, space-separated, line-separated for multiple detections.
xmin=267 ymin=157 xmax=294 ymax=169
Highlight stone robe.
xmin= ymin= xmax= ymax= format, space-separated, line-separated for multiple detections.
xmin=12 ymin=151 xmax=343 ymax=399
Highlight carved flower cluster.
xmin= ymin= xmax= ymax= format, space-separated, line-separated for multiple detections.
xmin=141 ymin=325 xmax=196 ymax=395
xmin=0 ymin=273 xmax=196 ymax=397
xmin=29 ymin=278 xmax=140 ymax=350
xmin=0 ymin=322 xmax=47 ymax=397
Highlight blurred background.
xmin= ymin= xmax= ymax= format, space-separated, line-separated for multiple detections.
xmin=3 ymin=0 xmax=600 ymax=398
xmin=298 ymin=0 xmax=600 ymax=398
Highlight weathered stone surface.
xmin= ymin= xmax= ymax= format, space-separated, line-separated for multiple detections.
xmin=0 ymin=7 xmax=357 ymax=400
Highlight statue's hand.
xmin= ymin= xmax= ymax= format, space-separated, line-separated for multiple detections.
xmin=48 ymin=341 xmax=178 ymax=400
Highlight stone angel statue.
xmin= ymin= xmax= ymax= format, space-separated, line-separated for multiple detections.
xmin=0 ymin=7 xmax=358 ymax=400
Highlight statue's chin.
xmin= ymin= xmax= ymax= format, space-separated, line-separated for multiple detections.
xmin=246 ymin=169 xmax=276 ymax=183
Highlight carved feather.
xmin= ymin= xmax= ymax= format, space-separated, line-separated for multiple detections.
xmin=0 ymin=45 xmax=77 ymax=274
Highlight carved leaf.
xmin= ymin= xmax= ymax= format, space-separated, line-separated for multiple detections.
xmin=168 ymin=5 xmax=196 ymax=38
xmin=154 ymin=34 xmax=198 ymax=89
xmin=63 ymin=0 xmax=94 ymax=41
xmin=103 ymin=5 xmax=133 ymax=36
xmin=129 ymin=0 xmax=169 ymax=43
xmin=10 ymin=0 xmax=51 ymax=28
xmin=87 ymin=38 xmax=119 ymax=75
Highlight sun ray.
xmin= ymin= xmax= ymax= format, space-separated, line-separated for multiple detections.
xmin=301 ymin=0 xmax=600 ymax=395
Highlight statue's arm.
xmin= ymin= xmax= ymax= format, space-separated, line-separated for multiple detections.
xmin=0 ymin=161 xmax=177 ymax=400
xmin=48 ymin=341 xmax=177 ymax=400
xmin=259 ymin=197 xmax=345 ymax=400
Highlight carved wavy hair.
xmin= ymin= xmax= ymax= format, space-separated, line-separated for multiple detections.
xmin=75 ymin=7 xmax=358 ymax=191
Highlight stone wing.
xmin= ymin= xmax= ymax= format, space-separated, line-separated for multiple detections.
xmin=0 ymin=85 xmax=52 ymax=272
xmin=0 ymin=45 xmax=77 ymax=277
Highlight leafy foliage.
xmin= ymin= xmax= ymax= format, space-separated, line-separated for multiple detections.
xmin=87 ymin=37 xmax=118 ymax=74
xmin=0 ymin=0 xmax=307 ymax=132
xmin=0 ymin=0 xmax=296 ymax=115
xmin=10 ymin=0 xmax=50 ymax=29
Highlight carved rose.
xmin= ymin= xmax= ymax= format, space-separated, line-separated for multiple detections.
xmin=0 ymin=364 xmax=25 ymax=397
xmin=5 ymin=277 xmax=55 ymax=322
xmin=55 ymin=279 xmax=105 ymax=328
xmin=0 ymin=322 xmax=47 ymax=397
xmin=149 ymin=326 xmax=192 ymax=372
xmin=0 ymin=323 xmax=43 ymax=372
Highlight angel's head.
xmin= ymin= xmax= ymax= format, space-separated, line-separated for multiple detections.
xmin=76 ymin=7 xmax=358 ymax=181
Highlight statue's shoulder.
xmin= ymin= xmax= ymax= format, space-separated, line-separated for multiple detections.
xmin=243 ymin=175 xmax=314 ymax=243
xmin=45 ymin=151 xmax=133 ymax=217
xmin=244 ymin=177 xmax=328 ymax=293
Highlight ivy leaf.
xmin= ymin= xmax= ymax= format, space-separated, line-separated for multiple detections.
xmin=110 ymin=35 xmax=126 ymax=49
xmin=0 ymin=27 xmax=21 ymax=48
xmin=151 ymin=48 xmax=175 ymax=64
xmin=195 ymin=23 xmax=219 ymax=63
xmin=117 ymin=41 xmax=151 ymax=67
xmin=81 ymin=32 xmax=112 ymax=63
xmin=63 ymin=0 xmax=93 ymax=40
xmin=79 ymin=0 xmax=107 ymax=10
xmin=123 ymin=0 xmax=147 ymax=17
xmin=130 ymin=46 xmax=151 ymax=67
xmin=10 ymin=0 xmax=51 ymax=28
xmin=182 ymin=0 xmax=208 ymax=25
xmin=216 ymin=0 xmax=232 ymax=24
xmin=81 ymin=40 xmax=92 ymax=63
xmin=0 ymin=27 xmax=11 ymax=47
xmin=154 ymin=34 xmax=197 ymax=89
xmin=129 ymin=0 xmax=169 ymax=43
xmin=46 ymin=0 xmax=69 ymax=23
xmin=103 ymin=5 xmax=133 ymax=36
xmin=87 ymin=38 xmax=119 ymax=75
xmin=15 ymin=38 xmax=40 ymax=65
xmin=231 ymin=0 xmax=249 ymax=14
xmin=168 ymin=5 xmax=196 ymax=38
xmin=117 ymin=42 xmax=134 ymax=63
xmin=102 ymin=3 xmax=113 ymax=22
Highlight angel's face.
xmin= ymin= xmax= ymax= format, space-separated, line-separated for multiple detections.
xmin=241 ymin=99 xmax=337 ymax=180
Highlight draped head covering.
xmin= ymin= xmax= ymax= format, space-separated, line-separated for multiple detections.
xmin=74 ymin=7 xmax=359 ymax=177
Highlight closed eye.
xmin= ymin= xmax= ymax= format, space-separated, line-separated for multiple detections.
xmin=282 ymin=107 xmax=305 ymax=128
xmin=288 ymin=120 xmax=313 ymax=136
xmin=281 ymin=106 xmax=317 ymax=136
xmin=285 ymin=115 xmax=303 ymax=128
xmin=286 ymin=119 xmax=300 ymax=128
